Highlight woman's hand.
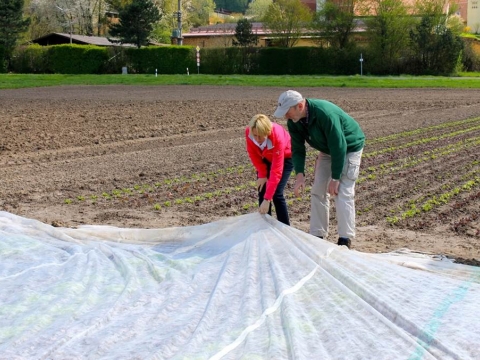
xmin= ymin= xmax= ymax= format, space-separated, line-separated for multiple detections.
xmin=256 ymin=178 xmax=267 ymax=192
xmin=259 ymin=199 xmax=270 ymax=214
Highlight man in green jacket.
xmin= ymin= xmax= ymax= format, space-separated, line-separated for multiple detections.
xmin=274 ymin=90 xmax=365 ymax=248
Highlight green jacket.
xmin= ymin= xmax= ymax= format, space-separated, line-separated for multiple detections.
xmin=287 ymin=98 xmax=365 ymax=179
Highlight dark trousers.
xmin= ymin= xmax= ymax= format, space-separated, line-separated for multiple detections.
xmin=258 ymin=158 xmax=293 ymax=226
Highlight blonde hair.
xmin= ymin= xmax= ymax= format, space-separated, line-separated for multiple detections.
xmin=249 ymin=114 xmax=272 ymax=137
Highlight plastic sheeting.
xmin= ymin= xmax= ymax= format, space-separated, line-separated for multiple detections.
xmin=1 ymin=211 xmax=479 ymax=360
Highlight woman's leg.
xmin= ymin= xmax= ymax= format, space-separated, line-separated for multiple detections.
xmin=272 ymin=158 xmax=293 ymax=225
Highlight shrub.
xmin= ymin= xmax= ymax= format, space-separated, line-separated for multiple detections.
xmin=10 ymin=45 xmax=49 ymax=73
xmin=47 ymin=44 xmax=108 ymax=74
xmin=0 ymin=45 xmax=6 ymax=73
xmin=124 ymin=46 xmax=196 ymax=74
xmin=462 ymin=39 xmax=480 ymax=72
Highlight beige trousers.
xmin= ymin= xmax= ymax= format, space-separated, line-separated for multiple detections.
xmin=310 ymin=149 xmax=363 ymax=239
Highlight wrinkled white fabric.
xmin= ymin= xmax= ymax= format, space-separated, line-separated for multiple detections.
xmin=0 ymin=211 xmax=479 ymax=360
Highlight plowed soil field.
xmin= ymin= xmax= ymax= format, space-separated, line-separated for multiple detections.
xmin=1 ymin=85 xmax=479 ymax=265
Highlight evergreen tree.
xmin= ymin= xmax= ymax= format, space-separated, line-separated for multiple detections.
xmin=0 ymin=0 xmax=30 ymax=66
xmin=233 ymin=18 xmax=257 ymax=47
xmin=109 ymin=0 xmax=161 ymax=48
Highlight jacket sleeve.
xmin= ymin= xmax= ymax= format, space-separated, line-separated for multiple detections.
xmin=264 ymin=124 xmax=287 ymax=200
xmin=323 ymin=113 xmax=347 ymax=179
xmin=287 ymin=120 xmax=307 ymax=175
xmin=245 ymin=127 xmax=268 ymax=179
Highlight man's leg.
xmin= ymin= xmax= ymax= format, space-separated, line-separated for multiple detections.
xmin=310 ymin=152 xmax=331 ymax=238
xmin=336 ymin=149 xmax=363 ymax=240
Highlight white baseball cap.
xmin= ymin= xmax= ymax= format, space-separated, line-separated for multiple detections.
xmin=273 ymin=90 xmax=303 ymax=118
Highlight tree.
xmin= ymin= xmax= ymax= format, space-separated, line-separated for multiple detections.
xmin=148 ymin=0 xmax=178 ymax=44
xmin=109 ymin=0 xmax=161 ymax=48
xmin=233 ymin=18 xmax=258 ymax=47
xmin=409 ymin=0 xmax=463 ymax=74
xmin=312 ymin=0 xmax=356 ymax=49
xmin=187 ymin=0 xmax=216 ymax=27
xmin=23 ymin=0 xmax=138 ymax=41
xmin=106 ymin=0 xmax=134 ymax=9
xmin=52 ymin=0 xmax=102 ymax=37
xmin=233 ymin=18 xmax=257 ymax=74
xmin=150 ymin=0 xmax=198 ymax=44
xmin=23 ymin=0 xmax=59 ymax=41
xmin=262 ymin=0 xmax=312 ymax=47
xmin=359 ymin=0 xmax=414 ymax=74
xmin=0 ymin=0 xmax=30 ymax=61
xmin=245 ymin=0 xmax=272 ymax=20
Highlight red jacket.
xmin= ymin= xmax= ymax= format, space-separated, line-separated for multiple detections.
xmin=245 ymin=123 xmax=292 ymax=200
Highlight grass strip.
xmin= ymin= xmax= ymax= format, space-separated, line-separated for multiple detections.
xmin=2 ymin=74 xmax=480 ymax=89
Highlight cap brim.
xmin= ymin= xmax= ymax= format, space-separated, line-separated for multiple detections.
xmin=273 ymin=107 xmax=288 ymax=118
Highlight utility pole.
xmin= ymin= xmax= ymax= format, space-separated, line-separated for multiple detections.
xmin=176 ymin=0 xmax=182 ymax=45
xmin=359 ymin=53 xmax=363 ymax=76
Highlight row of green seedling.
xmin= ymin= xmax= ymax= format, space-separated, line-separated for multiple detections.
xmin=65 ymin=118 xmax=479 ymax=206
xmin=303 ymin=117 xmax=480 ymax=161
xmin=64 ymin=164 xmax=255 ymax=204
xmin=384 ymin=159 xmax=479 ymax=214
xmin=386 ymin=166 xmax=480 ymax=225
xmin=367 ymin=116 xmax=480 ymax=145
xmin=358 ymin=136 xmax=480 ymax=184
xmin=363 ymin=124 xmax=480 ymax=159
xmin=300 ymin=135 xmax=480 ymax=188
xmin=151 ymin=133 xmax=480 ymax=212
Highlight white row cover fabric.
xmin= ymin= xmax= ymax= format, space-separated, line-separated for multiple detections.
xmin=0 ymin=211 xmax=479 ymax=360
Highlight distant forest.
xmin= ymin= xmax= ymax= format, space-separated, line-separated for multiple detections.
xmin=214 ymin=0 xmax=251 ymax=13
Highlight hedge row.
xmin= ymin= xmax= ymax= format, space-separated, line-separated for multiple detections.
xmin=10 ymin=44 xmax=367 ymax=75
xmin=10 ymin=44 xmax=199 ymax=74
xmin=10 ymin=42 xmax=476 ymax=75
xmin=0 ymin=46 xmax=6 ymax=73
xmin=11 ymin=44 xmax=109 ymax=74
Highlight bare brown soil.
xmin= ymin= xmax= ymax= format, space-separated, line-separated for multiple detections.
xmin=1 ymin=85 xmax=479 ymax=265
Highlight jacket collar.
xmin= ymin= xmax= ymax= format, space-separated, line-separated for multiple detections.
xmin=248 ymin=132 xmax=274 ymax=149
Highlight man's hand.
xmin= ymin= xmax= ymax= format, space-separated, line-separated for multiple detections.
xmin=328 ymin=179 xmax=340 ymax=196
xmin=294 ymin=173 xmax=305 ymax=198
xmin=257 ymin=178 xmax=267 ymax=192
xmin=259 ymin=199 xmax=270 ymax=214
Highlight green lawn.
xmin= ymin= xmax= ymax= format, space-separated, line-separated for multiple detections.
xmin=1 ymin=73 xmax=480 ymax=89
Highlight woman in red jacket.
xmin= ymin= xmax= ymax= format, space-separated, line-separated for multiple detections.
xmin=245 ymin=114 xmax=293 ymax=225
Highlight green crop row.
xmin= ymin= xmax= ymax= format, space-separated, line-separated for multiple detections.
xmin=358 ymin=137 xmax=480 ymax=184
xmin=364 ymin=124 xmax=480 ymax=159
xmin=304 ymin=116 xmax=480 ymax=160
xmin=386 ymin=166 xmax=480 ymax=225
xmin=63 ymin=117 xmax=480 ymax=215
xmin=367 ymin=116 xmax=480 ymax=145
xmin=64 ymin=164 xmax=254 ymax=204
